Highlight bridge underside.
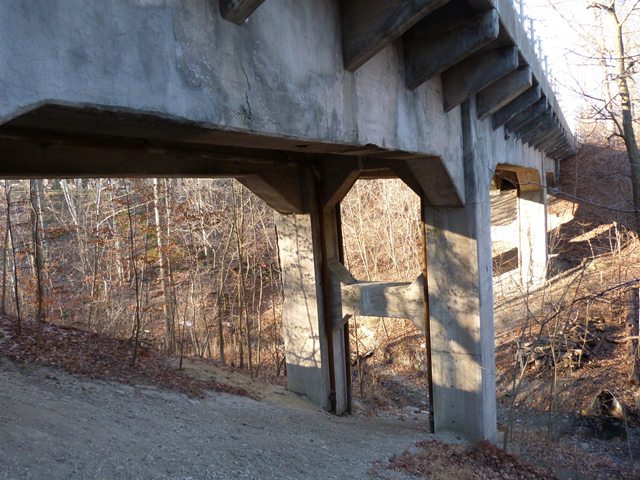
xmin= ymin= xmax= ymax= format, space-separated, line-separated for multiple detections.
xmin=0 ymin=100 xmax=550 ymax=443
xmin=0 ymin=0 xmax=573 ymax=443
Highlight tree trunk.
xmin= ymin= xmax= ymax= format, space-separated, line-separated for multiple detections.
xmin=4 ymin=181 xmax=21 ymax=332
xmin=604 ymin=3 xmax=640 ymax=228
xmin=153 ymin=178 xmax=175 ymax=353
xmin=125 ymin=183 xmax=142 ymax=367
xmin=29 ymin=179 xmax=46 ymax=325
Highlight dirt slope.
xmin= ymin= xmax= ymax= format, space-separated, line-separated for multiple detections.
xmin=0 ymin=358 xmax=429 ymax=480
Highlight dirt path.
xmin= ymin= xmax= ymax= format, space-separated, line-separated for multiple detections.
xmin=0 ymin=359 xmax=430 ymax=480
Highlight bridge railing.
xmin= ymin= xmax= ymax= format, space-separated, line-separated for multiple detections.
xmin=513 ymin=0 xmax=559 ymax=98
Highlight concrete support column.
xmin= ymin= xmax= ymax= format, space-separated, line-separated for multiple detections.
xmin=518 ymin=186 xmax=548 ymax=288
xmin=424 ymin=101 xmax=497 ymax=442
xmin=275 ymin=170 xmax=350 ymax=414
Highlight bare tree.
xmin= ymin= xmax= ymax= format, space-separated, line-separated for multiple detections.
xmin=587 ymin=1 xmax=640 ymax=227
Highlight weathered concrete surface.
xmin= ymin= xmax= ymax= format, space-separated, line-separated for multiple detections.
xmin=476 ymin=67 xmax=532 ymax=120
xmin=443 ymin=47 xmax=519 ymax=111
xmin=492 ymin=85 xmax=541 ymax=129
xmin=275 ymin=174 xmax=350 ymax=414
xmin=404 ymin=8 xmax=500 ymax=90
xmin=0 ymin=0 xmax=466 ymax=197
xmin=0 ymin=0 xmax=576 ymax=443
xmin=518 ymin=187 xmax=548 ymax=288
xmin=424 ymin=101 xmax=497 ymax=442
xmin=275 ymin=212 xmax=330 ymax=409
xmin=331 ymin=260 xmax=426 ymax=333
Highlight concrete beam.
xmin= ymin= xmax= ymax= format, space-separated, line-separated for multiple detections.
xmin=404 ymin=9 xmax=499 ymax=90
xmin=0 ymin=135 xmax=297 ymax=179
xmin=442 ymin=47 xmax=519 ymax=112
xmin=341 ymin=0 xmax=450 ymax=71
xmin=504 ymin=98 xmax=548 ymax=133
xmin=514 ymin=109 xmax=553 ymax=138
xmin=496 ymin=165 xmax=542 ymax=193
xmin=538 ymin=132 xmax=566 ymax=153
xmin=515 ymin=168 xmax=542 ymax=193
xmin=219 ymin=0 xmax=265 ymax=25
xmin=525 ymin=118 xmax=559 ymax=146
xmin=476 ymin=66 xmax=532 ymax=120
xmin=547 ymin=138 xmax=571 ymax=155
xmin=519 ymin=112 xmax=556 ymax=143
xmin=549 ymin=145 xmax=574 ymax=160
xmin=334 ymin=271 xmax=427 ymax=333
xmin=491 ymin=85 xmax=541 ymax=129
xmin=533 ymin=128 xmax=563 ymax=150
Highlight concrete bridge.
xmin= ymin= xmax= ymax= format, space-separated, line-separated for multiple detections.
xmin=0 ymin=0 xmax=574 ymax=442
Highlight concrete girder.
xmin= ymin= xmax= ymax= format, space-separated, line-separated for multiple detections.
xmin=0 ymin=134 xmax=295 ymax=179
xmin=549 ymin=145 xmax=574 ymax=160
xmin=514 ymin=110 xmax=553 ymax=139
xmin=525 ymin=119 xmax=559 ymax=147
xmin=404 ymin=9 xmax=499 ymax=90
xmin=520 ymin=113 xmax=557 ymax=144
xmin=547 ymin=137 xmax=571 ymax=155
xmin=491 ymin=85 xmax=541 ymax=129
xmin=476 ymin=66 xmax=532 ymax=120
xmin=340 ymin=0 xmax=451 ymax=71
xmin=504 ymin=97 xmax=548 ymax=134
xmin=533 ymin=128 xmax=563 ymax=150
xmin=442 ymin=47 xmax=519 ymax=112
xmin=547 ymin=144 xmax=572 ymax=159
xmin=0 ymin=131 xmax=307 ymax=214
xmin=219 ymin=0 xmax=265 ymax=25
xmin=541 ymin=128 xmax=569 ymax=149
xmin=539 ymin=132 xmax=566 ymax=153
xmin=541 ymin=135 xmax=567 ymax=156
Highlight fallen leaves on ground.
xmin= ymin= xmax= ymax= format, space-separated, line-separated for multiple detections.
xmin=0 ymin=314 xmax=257 ymax=400
xmin=381 ymin=440 xmax=557 ymax=480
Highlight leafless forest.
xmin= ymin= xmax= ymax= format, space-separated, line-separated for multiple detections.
xmin=0 ymin=177 xmax=422 ymax=382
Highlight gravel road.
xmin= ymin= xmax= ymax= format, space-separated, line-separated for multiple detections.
xmin=0 ymin=359 xmax=430 ymax=479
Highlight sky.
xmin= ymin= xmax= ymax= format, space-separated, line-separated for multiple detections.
xmin=523 ymin=0 xmax=603 ymax=132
